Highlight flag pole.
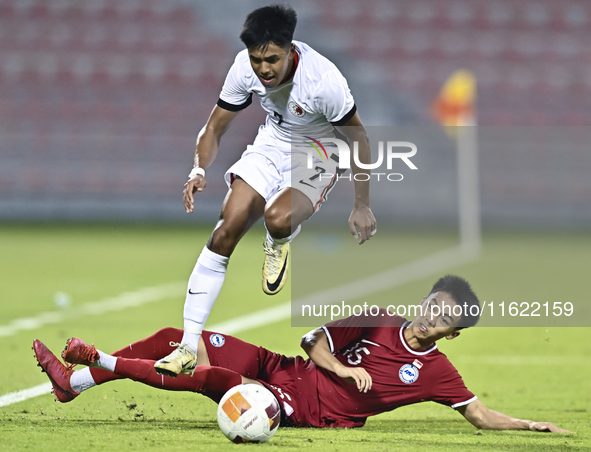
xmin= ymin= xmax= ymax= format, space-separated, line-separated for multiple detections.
xmin=457 ymin=120 xmax=481 ymax=257
xmin=431 ymin=70 xmax=481 ymax=257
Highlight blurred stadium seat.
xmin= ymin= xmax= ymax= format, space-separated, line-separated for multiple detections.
xmin=318 ymin=0 xmax=591 ymax=126
xmin=0 ymin=0 xmax=264 ymax=210
xmin=0 ymin=0 xmax=589 ymax=225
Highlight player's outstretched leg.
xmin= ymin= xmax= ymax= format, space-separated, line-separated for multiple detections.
xmin=32 ymin=339 xmax=79 ymax=403
xmin=33 ymin=329 xmax=188 ymax=402
xmin=63 ymin=337 xmax=243 ymax=403
xmin=87 ymin=327 xmax=183 ymax=386
xmin=51 ymin=327 xmax=185 ymax=395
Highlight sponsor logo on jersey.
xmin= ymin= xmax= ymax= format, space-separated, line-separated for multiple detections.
xmin=288 ymin=101 xmax=305 ymax=117
xmin=210 ymin=334 xmax=225 ymax=347
xmin=399 ymin=363 xmax=419 ymax=384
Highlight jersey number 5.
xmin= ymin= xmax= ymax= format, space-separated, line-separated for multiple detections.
xmin=344 ymin=342 xmax=370 ymax=365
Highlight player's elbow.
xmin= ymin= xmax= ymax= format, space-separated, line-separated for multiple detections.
xmin=300 ymin=329 xmax=322 ymax=354
xmin=300 ymin=339 xmax=308 ymax=353
xmin=300 ymin=333 xmax=314 ymax=352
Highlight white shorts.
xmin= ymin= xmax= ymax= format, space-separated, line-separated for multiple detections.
xmin=224 ymin=134 xmax=342 ymax=212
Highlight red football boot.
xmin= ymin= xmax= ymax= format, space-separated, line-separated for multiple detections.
xmin=32 ymin=339 xmax=79 ymax=403
xmin=61 ymin=337 xmax=100 ymax=366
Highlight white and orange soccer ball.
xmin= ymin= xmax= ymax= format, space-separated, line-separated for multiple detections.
xmin=217 ymin=384 xmax=281 ymax=443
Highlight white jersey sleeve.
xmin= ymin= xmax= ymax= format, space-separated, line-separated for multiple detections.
xmin=313 ymin=69 xmax=356 ymax=126
xmin=217 ymin=51 xmax=253 ymax=112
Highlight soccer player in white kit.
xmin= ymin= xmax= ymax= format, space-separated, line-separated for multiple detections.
xmin=155 ymin=4 xmax=377 ymax=377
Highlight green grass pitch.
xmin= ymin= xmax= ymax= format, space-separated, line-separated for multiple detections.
xmin=0 ymin=224 xmax=589 ymax=451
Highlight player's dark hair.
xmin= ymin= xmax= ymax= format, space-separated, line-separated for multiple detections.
xmin=240 ymin=4 xmax=297 ymax=51
xmin=430 ymin=275 xmax=480 ymax=329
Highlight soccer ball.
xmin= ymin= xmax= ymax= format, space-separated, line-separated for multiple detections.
xmin=217 ymin=384 xmax=281 ymax=443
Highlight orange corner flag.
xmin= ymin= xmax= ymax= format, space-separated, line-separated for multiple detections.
xmin=431 ymin=69 xmax=476 ymax=128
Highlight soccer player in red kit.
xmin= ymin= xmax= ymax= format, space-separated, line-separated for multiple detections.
xmin=33 ymin=275 xmax=569 ymax=433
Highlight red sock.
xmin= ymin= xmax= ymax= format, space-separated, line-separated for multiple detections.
xmin=114 ymin=357 xmax=242 ymax=403
xmin=90 ymin=327 xmax=183 ymax=385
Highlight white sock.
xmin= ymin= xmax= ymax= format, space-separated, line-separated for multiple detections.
xmin=70 ymin=367 xmax=96 ymax=393
xmin=182 ymin=246 xmax=229 ymax=352
xmin=266 ymin=224 xmax=301 ymax=245
xmin=93 ymin=350 xmax=117 ymax=372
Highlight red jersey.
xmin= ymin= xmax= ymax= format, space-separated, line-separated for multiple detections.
xmin=316 ymin=311 xmax=476 ymax=428
xmin=202 ymin=312 xmax=475 ymax=429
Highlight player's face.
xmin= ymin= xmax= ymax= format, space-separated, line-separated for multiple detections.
xmin=248 ymin=42 xmax=295 ymax=88
xmin=410 ymin=291 xmax=461 ymax=343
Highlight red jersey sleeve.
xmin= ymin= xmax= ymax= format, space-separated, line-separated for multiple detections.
xmin=430 ymin=358 xmax=477 ymax=409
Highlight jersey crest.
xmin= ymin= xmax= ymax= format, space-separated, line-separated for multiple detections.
xmin=399 ymin=364 xmax=419 ymax=384
xmin=288 ymin=101 xmax=306 ymax=117
xmin=209 ymin=334 xmax=225 ymax=347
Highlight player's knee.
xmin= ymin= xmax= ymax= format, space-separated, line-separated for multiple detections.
xmin=264 ymin=207 xmax=292 ymax=238
xmin=209 ymin=226 xmax=239 ymax=256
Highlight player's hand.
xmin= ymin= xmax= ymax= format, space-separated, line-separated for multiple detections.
xmin=335 ymin=366 xmax=372 ymax=393
xmin=348 ymin=205 xmax=376 ymax=245
xmin=183 ymin=176 xmax=206 ymax=213
xmin=528 ymin=422 xmax=573 ymax=433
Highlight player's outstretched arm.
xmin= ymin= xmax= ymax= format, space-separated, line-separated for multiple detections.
xmin=183 ymin=106 xmax=239 ymax=213
xmin=458 ymin=399 xmax=572 ymax=433
xmin=335 ymin=112 xmax=376 ymax=244
xmin=300 ymin=328 xmax=372 ymax=393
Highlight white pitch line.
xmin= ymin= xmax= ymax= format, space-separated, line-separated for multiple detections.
xmin=0 ymin=245 xmax=473 ymax=408
xmin=0 ymin=383 xmax=53 ymax=408
xmin=210 ymin=303 xmax=292 ymax=336
xmin=0 ymin=282 xmax=186 ymax=338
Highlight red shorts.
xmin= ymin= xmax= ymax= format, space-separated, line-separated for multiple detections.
xmin=202 ymin=331 xmax=320 ymax=427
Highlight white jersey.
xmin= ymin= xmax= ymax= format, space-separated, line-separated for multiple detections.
xmin=217 ymin=40 xmax=356 ymax=147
